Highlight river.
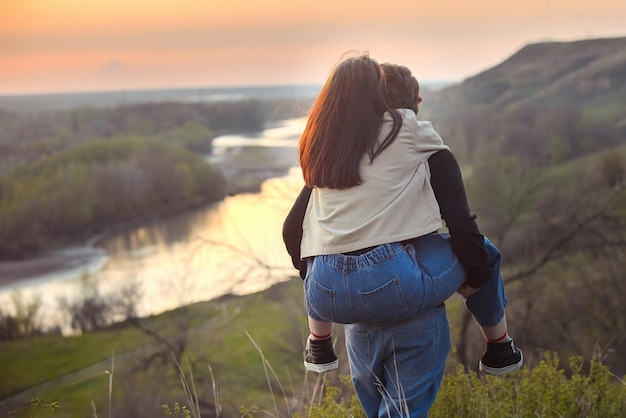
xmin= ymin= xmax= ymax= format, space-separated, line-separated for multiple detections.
xmin=0 ymin=118 xmax=308 ymax=333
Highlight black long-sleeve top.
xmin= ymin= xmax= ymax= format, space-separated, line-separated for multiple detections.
xmin=282 ymin=149 xmax=490 ymax=289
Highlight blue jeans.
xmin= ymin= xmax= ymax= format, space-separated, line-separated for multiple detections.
xmin=304 ymin=233 xmax=507 ymax=417
xmin=409 ymin=233 xmax=508 ymax=328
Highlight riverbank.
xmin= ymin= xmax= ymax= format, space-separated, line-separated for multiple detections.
xmin=0 ymin=193 xmax=218 ymax=291
xmin=0 ymin=139 xmax=299 ymax=291
xmin=0 ymin=247 xmax=105 ymax=288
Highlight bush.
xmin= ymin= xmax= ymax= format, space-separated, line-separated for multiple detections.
xmin=302 ymin=353 xmax=625 ymax=418
xmin=431 ymin=352 xmax=626 ymax=417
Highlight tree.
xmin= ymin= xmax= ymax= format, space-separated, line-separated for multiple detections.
xmin=454 ymin=150 xmax=626 ymax=375
xmin=0 ymin=293 xmax=44 ymax=340
xmin=58 ymin=275 xmax=142 ymax=334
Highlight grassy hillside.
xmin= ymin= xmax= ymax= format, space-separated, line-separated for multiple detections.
xmin=426 ymin=36 xmax=626 ymax=125
xmin=0 ymin=278 xmax=349 ymax=417
xmin=2 ymin=278 xmax=624 ymax=417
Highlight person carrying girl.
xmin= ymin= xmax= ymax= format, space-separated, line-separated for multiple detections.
xmin=283 ymin=55 xmax=522 ymax=417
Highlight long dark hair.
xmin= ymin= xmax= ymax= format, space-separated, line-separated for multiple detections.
xmin=299 ymin=54 xmax=402 ymax=189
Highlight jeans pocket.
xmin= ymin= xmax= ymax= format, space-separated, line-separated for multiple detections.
xmin=360 ymin=277 xmax=407 ymax=324
xmin=305 ymin=276 xmax=338 ymax=323
xmin=391 ymin=326 xmax=438 ymax=378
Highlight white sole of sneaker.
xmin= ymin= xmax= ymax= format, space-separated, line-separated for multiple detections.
xmin=479 ymin=350 xmax=524 ymax=376
xmin=304 ymin=359 xmax=339 ymax=373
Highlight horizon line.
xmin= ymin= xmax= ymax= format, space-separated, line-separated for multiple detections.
xmin=0 ymin=79 xmax=460 ymax=98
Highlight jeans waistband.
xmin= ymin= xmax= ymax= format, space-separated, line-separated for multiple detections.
xmin=319 ymin=242 xmax=405 ymax=271
xmin=342 ymin=246 xmax=378 ymax=256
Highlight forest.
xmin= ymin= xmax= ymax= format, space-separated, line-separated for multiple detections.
xmin=0 ymin=98 xmax=306 ymax=259
xmin=0 ymin=37 xmax=625 ymax=417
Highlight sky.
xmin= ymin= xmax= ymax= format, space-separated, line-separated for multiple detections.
xmin=2 ymin=0 xmax=626 ymax=95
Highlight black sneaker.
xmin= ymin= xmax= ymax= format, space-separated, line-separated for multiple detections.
xmin=479 ymin=338 xmax=523 ymax=375
xmin=304 ymin=336 xmax=339 ymax=373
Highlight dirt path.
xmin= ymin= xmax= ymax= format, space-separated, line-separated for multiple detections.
xmin=0 ymin=341 xmax=164 ymax=414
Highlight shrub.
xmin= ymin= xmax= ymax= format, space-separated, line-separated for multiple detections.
xmin=431 ymin=352 xmax=626 ymax=417
xmin=300 ymin=352 xmax=625 ymax=418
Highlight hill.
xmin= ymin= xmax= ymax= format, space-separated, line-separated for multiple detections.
xmin=2 ymin=275 xmax=624 ymax=417
xmin=0 ymin=36 xmax=624 ymax=418
xmin=427 ymin=36 xmax=626 ymax=126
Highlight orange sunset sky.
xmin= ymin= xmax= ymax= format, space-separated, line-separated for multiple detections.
xmin=2 ymin=0 xmax=626 ymax=95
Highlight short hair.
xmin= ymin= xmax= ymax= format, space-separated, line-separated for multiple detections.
xmin=381 ymin=63 xmax=421 ymax=113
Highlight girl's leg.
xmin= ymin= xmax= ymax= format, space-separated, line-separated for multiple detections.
xmin=406 ymin=233 xmax=467 ymax=313
xmin=480 ymin=316 xmax=508 ymax=342
xmin=464 ymin=236 xmax=508 ymax=327
xmin=408 ymin=233 xmax=509 ymax=332
xmin=304 ymin=294 xmax=338 ymax=373
xmin=464 ymin=237 xmax=523 ymax=374
xmin=308 ymin=316 xmax=333 ymax=339
xmin=409 ymin=234 xmax=522 ymax=374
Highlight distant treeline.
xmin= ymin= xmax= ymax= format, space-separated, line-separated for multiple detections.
xmin=0 ymin=98 xmax=309 ymax=176
xmin=0 ymin=98 xmax=308 ymax=259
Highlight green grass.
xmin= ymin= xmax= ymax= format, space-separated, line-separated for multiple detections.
xmin=1 ymin=328 xmax=150 ymax=398
xmin=3 ymin=278 xmax=625 ymax=417
xmin=39 ymin=378 xmax=109 ymax=418
xmin=0 ymin=278 xmax=311 ymax=417
xmin=186 ymin=280 xmax=311 ymax=415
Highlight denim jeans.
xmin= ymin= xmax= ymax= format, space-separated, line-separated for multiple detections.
xmin=409 ymin=233 xmax=508 ymax=328
xmin=304 ymin=233 xmax=507 ymax=417
xmin=345 ymin=305 xmax=449 ymax=418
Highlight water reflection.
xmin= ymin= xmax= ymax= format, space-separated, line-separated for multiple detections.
xmin=211 ymin=118 xmax=306 ymax=153
xmin=0 ymin=120 xmax=307 ymax=332
xmin=102 ymin=206 xmax=211 ymax=258
xmin=99 ymin=170 xmax=305 ymax=312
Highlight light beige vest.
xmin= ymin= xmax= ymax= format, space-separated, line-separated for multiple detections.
xmin=301 ymin=109 xmax=448 ymax=257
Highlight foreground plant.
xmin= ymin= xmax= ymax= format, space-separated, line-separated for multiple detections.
xmin=431 ymin=352 xmax=626 ymax=418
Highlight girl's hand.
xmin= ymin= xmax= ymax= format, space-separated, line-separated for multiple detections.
xmin=457 ymin=282 xmax=479 ymax=299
